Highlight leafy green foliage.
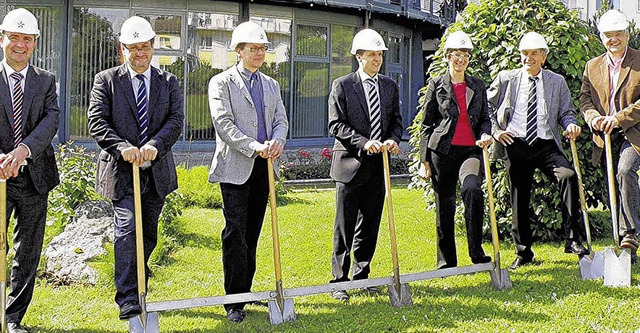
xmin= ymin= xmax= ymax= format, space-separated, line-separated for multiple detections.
xmin=409 ymin=0 xmax=609 ymax=241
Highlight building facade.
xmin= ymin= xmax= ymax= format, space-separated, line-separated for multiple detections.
xmin=1 ymin=0 xmax=455 ymax=150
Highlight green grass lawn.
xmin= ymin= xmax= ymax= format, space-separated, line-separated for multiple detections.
xmin=24 ymin=187 xmax=640 ymax=332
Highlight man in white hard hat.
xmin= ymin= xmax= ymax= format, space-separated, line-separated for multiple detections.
xmin=88 ymin=16 xmax=184 ymax=320
xmin=0 ymin=8 xmax=60 ymax=333
xmin=208 ymin=21 xmax=288 ymax=323
xmin=580 ymin=10 xmax=640 ymax=257
xmin=328 ymin=28 xmax=402 ymax=301
xmin=488 ymin=31 xmax=588 ymax=270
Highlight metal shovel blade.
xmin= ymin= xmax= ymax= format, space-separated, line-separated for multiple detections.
xmin=268 ymin=298 xmax=296 ymax=325
xmin=489 ymin=269 xmax=512 ymax=290
xmin=388 ymin=283 xmax=413 ymax=307
xmin=579 ymin=251 xmax=604 ymax=280
xmin=603 ymin=248 xmax=631 ymax=287
xmin=129 ymin=312 xmax=159 ymax=333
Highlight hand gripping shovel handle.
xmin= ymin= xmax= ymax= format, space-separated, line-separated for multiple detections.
xmin=481 ymin=147 xmax=502 ymax=277
xmin=132 ymin=164 xmax=149 ymax=328
xmin=604 ymin=134 xmax=620 ymax=248
xmin=267 ymin=158 xmax=285 ymax=312
xmin=0 ymin=180 xmax=6 ymax=333
xmin=569 ymin=139 xmax=594 ymax=255
xmin=381 ymin=147 xmax=402 ymax=293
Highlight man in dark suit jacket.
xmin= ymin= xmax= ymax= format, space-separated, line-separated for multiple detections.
xmin=328 ymin=29 xmax=403 ymax=301
xmin=87 ymin=16 xmax=183 ymax=321
xmin=0 ymin=8 xmax=60 ymax=333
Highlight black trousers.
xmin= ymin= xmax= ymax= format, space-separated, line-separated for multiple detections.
xmin=331 ymin=154 xmax=385 ymax=283
xmin=505 ymin=138 xmax=583 ymax=260
xmin=429 ymin=146 xmax=486 ymax=268
xmin=5 ymin=169 xmax=48 ymax=325
xmin=220 ymin=158 xmax=268 ymax=311
xmin=112 ymin=169 xmax=165 ymax=307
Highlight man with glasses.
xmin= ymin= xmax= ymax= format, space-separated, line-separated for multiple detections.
xmin=488 ymin=31 xmax=588 ymax=270
xmin=208 ymin=21 xmax=288 ymax=323
xmin=88 ymin=16 xmax=183 ymax=321
xmin=580 ymin=10 xmax=640 ymax=259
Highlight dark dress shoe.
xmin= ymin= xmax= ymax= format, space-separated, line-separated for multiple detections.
xmin=509 ymin=257 xmax=533 ymax=270
xmin=564 ymin=241 xmax=589 ymax=255
xmin=226 ymin=308 xmax=246 ymax=323
xmin=119 ymin=300 xmax=142 ymax=320
xmin=7 ymin=323 xmax=29 ymax=333
xmin=331 ymin=289 xmax=349 ymax=301
xmin=471 ymin=255 xmax=492 ymax=264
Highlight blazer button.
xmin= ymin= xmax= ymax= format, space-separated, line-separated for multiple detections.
xmin=253 ymin=122 xmax=257 ymax=127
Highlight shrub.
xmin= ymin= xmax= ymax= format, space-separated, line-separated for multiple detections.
xmin=280 ymin=148 xmax=332 ymax=180
xmin=176 ymin=165 xmax=223 ymax=208
xmin=409 ymin=0 xmax=609 ymax=241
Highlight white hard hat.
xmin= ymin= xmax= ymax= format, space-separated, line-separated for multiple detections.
xmin=0 ymin=8 xmax=40 ymax=38
xmin=598 ymin=10 xmax=629 ymax=33
xmin=350 ymin=29 xmax=388 ymax=55
xmin=119 ymin=16 xmax=155 ymax=44
xmin=230 ymin=21 xmax=270 ymax=50
xmin=518 ymin=32 xmax=549 ymax=53
xmin=443 ymin=31 xmax=473 ymax=51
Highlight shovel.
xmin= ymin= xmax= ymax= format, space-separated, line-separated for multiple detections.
xmin=481 ymin=147 xmax=511 ymax=290
xmin=266 ymin=157 xmax=296 ymax=325
xmin=381 ymin=147 xmax=412 ymax=307
xmin=602 ymin=133 xmax=631 ymax=287
xmin=570 ymin=138 xmax=604 ymax=280
xmin=0 ymin=180 xmax=6 ymax=333
xmin=129 ymin=164 xmax=159 ymax=332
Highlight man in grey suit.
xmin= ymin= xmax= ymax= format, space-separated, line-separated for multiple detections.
xmin=88 ymin=16 xmax=183 ymax=321
xmin=328 ymin=29 xmax=403 ymax=301
xmin=488 ymin=32 xmax=588 ymax=270
xmin=208 ymin=21 xmax=288 ymax=323
xmin=0 ymin=8 xmax=59 ymax=333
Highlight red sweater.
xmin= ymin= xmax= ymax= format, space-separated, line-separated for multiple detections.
xmin=451 ymin=82 xmax=476 ymax=146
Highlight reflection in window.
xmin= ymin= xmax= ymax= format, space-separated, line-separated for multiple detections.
xmin=70 ymin=7 xmax=125 ymax=140
xmin=331 ymin=25 xmax=357 ymax=82
xmin=292 ymin=62 xmax=328 ymax=138
xmin=184 ymin=12 xmax=239 ymax=140
xmin=141 ymin=15 xmax=182 ymax=51
xmin=296 ymin=24 xmax=328 ymax=57
xmin=387 ymin=35 xmax=401 ymax=64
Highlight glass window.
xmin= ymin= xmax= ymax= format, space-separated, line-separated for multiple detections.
xmin=184 ymin=11 xmax=239 ymax=141
xmin=69 ymin=7 xmax=127 ymax=140
xmin=331 ymin=24 xmax=357 ymax=82
xmin=140 ymin=14 xmax=182 ymax=51
xmin=292 ymin=62 xmax=328 ymax=138
xmin=387 ymin=35 xmax=401 ymax=64
xmin=296 ymin=24 xmax=328 ymax=57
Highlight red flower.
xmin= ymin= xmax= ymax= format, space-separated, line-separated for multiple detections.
xmin=299 ymin=148 xmax=312 ymax=159
xmin=320 ymin=147 xmax=333 ymax=160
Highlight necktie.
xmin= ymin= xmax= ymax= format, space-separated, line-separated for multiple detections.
xmin=249 ymin=72 xmax=267 ymax=143
xmin=525 ymin=76 xmax=538 ymax=146
xmin=135 ymin=74 xmax=149 ymax=144
xmin=10 ymin=72 xmax=24 ymax=148
xmin=365 ymin=78 xmax=381 ymax=141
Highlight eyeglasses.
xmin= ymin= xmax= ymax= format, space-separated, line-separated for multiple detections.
xmin=125 ymin=45 xmax=153 ymax=52
xmin=450 ymin=53 xmax=471 ymax=60
xmin=247 ymin=46 xmax=268 ymax=53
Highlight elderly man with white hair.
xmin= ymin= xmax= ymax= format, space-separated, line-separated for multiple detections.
xmin=488 ymin=31 xmax=589 ymax=270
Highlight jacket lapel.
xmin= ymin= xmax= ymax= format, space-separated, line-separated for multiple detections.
xmin=616 ymin=50 xmax=633 ymax=98
xmin=352 ymin=72 xmax=370 ymax=122
xmin=117 ymin=64 xmax=140 ymax=126
xmin=542 ymin=69 xmax=553 ymax=112
xmin=464 ymin=76 xmax=475 ymax=110
xmin=21 ymin=67 xmax=38 ymax=131
xmin=0 ymin=66 xmax=13 ymax=128
xmin=148 ymin=67 xmax=160 ymax=121
xmin=599 ymin=57 xmax=611 ymax=115
xmin=230 ymin=66 xmax=254 ymax=107
xmin=442 ymin=73 xmax=457 ymax=117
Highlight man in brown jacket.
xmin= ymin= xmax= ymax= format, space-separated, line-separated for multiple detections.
xmin=580 ymin=10 xmax=640 ymax=257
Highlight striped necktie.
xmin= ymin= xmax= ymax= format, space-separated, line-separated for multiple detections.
xmin=10 ymin=72 xmax=24 ymax=148
xmin=525 ymin=76 xmax=538 ymax=146
xmin=365 ymin=78 xmax=381 ymax=141
xmin=135 ymin=74 xmax=149 ymax=144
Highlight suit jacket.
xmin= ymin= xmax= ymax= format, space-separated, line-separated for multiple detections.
xmin=328 ymin=72 xmax=403 ymax=183
xmin=0 ymin=65 xmax=59 ymax=194
xmin=579 ymin=47 xmax=640 ymax=165
xmin=418 ymin=73 xmax=491 ymax=162
xmin=88 ymin=64 xmax=184 ymax=200
xmin=208 ymin=65 xmax=289 ymax=185
xmin=487 ymin=68 xmax=577 ymax=159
